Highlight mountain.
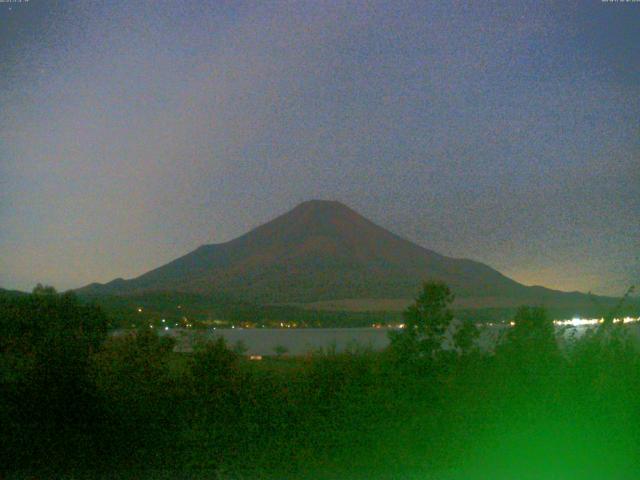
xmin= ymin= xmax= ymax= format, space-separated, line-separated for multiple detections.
xmin=0 ymin=288 xmax=28 ymax=299
xmin=78 ymin=200 xmax=615 ymax=310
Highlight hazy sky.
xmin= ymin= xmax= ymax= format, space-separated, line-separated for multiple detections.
xmin=1 ymin=1 xmax=638 ymax=295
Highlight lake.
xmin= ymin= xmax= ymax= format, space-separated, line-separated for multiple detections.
xmin=158 ymin=325 xmax=508 ymax=356
xmin=163 ymin=327 xmax=395 ymax=355
xmin=152 ymin=322 xmax=640 ymax=356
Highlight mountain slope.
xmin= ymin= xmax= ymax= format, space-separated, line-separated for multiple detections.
xmin=78 ymin=200 xmax=608 ymax=309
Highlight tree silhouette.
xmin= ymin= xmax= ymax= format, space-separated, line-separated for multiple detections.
xmin=389 ymin=281 xmax=455 ymax=363
xmin=32 ymin=283 xmax=58 ymax=295
xmin=453 ymin=318 xmax=480 ymax=356
xmin=497 ymin=306 xmax=560 ymax=376
xmin=232 ymin=340 xmax=248 ymax=356
xmin=273 ymin=345 xmax=288 ymax=357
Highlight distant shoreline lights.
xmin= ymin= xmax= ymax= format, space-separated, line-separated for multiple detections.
xmin=553 ymin=317 xmax=639 ymax=327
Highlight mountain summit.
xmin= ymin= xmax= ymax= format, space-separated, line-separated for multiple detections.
xmin=79 ymin=200 xmax=602 ymax=309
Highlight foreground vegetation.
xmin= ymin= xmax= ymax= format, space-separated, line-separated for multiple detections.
xmin=1 ymin=284 xmax=639 ymax=479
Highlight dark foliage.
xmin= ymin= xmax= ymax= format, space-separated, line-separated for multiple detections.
xmin=2 ymin=285 xmax=640 ymax=479
xmin=0 ymin=287 xmax=108 ymax=474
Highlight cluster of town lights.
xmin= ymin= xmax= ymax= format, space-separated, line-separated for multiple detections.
xmin=147 ymin=317 xmax=194 ymax=330
xmin=138 ymin=306 xmax=639 ymax=331
xmin=554 ymin=316 xmax=639 ymax=327
xmin=392 ymin=318 xmax=640 ymax=329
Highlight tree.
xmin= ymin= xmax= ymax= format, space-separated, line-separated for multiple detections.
xmin=190 ymin=337 xmax=240 ymax=404
xmin=497 ymin=306 xmax=560 ymax=372
xmin=184 ymin=337 xmax=241 ymax=471
xmin=232 ymin=340 xmax=248 ymax=356
xmin=453 ymin=318 xmax=480 ymax=356
xmin=273 ymin=345 xmax=288 ymax=357
xmin=32 ymin=283 xmax=58 ymax=295
xmin=572 ymin=286 xmax=637 ymax=373
xmin=0 ymin=288 xmax=109 ymax=471
xmin=389 ymin=281 xmax=455 ymax=363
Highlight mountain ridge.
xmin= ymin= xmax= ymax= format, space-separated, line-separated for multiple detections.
xmin=78 ymin=200 xmax=617 ymax=310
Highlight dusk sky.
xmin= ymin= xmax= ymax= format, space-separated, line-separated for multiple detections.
xmin=1 ymin=0 xmax=638 ymax=295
